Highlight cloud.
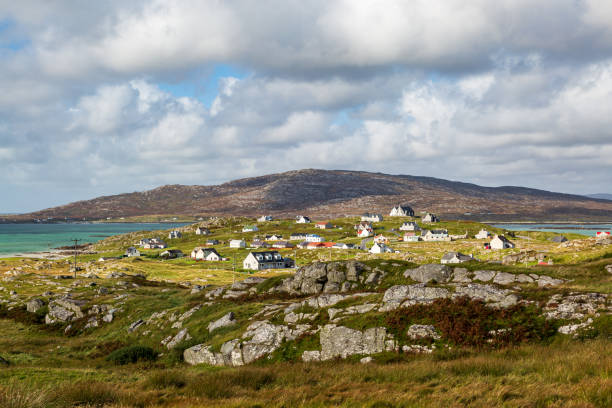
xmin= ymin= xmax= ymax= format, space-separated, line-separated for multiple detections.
xmin=1 ymin=1 xmax=612 ymax=212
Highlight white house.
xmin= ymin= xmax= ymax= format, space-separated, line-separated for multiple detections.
xmin=243 ymin=251 xmax=294 ymax=270
xmin=295 ymin=215 xmax=311 ymax=224
xmin=475 ymin=229 xmax=491 ymax=239
xmin=361 ymin=213 xmax=384 ymax=222
xmin=191 ymin=247 xmax=221 ymax=261
xmin=125 ymin=247 xmax=140 ymax=257
xmin=422 ymin=213 xmax=439 ymax=223
xmin=421 ymin=229 xmax=450 ymax=242
xmin=289 ymin=233 xmax=307 ymax=241
xmin=257 ymin=215 xmax=273 ymax=222
xmin=141 ymin=238 xmax=167 ymax=249
xmin=441 ymin=252 xmax=474 ymax=264
xmin=229 ymin=239 xmax=246 ymax=248
xmin=195 ymin=227 xmax=210 ymax=235
xmin=490 ymin=235 xmax=515 ymax=249
xmin=305 ymin=234 xmax=324 ymax=243
xmin=389 ymin=205 xmax=414 ymax=217
xmin=315 ymin=221 xmax=333 ymax=229
xmin=369 ymin=242 xmax=393 ymax=253
xmin=403 ymin=233 xmax=420 ymax=242
xmin=357 ymin=228 xmax=372 ymax=238
xmin=265 ymin=234 xmax=283 ymax=241
xmin=399 ymin=221 xmax=420 ymax=231
xmin=168 ymin=230 xmax=182 ymax=239
xmin=242 ymin=225 xmax=258 ymax=232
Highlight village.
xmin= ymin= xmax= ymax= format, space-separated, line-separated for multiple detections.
xmin=108 ymin=204 xmax=589 ymax=277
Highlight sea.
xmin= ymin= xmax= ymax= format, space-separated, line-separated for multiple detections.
xmin=492 ymin=223 xmax=612 ymax=237
xmin=0 ymin=223 xmax=189 ymax=256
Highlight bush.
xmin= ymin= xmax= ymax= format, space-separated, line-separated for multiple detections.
xmin=51 ymin=382 xmax=118 ymax=407
xmin=106 ymin=345 xmax=158 ymax=365
xmin=385 ymin=297 xmax=558 ymax=347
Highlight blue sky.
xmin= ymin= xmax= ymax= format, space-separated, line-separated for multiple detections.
xmin=1 ymin=1 xmax=612 ymax=213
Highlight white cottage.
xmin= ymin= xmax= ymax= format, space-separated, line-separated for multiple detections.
xmin=475 ymin=229 xmax=491 ymax=239
xmin=243 ymin=251 xmax=293 ymax=270
xmin=191 ymin=247 xmax=221 ymax=261
xmin=422 ymin=213 xmax=439 ymax=223
xmin=389 ymin=205 xmax=415 ymax=217
xmin=490 ymin=235 xmax=515 ymax=250
xmin=295 ymin=215 xmax=311 ymax=224
xmin=229 ymin=239 xmax=247 ymax=248
xmin=440 ymin=252 xmax=474 ymax=264
xmin=399 ymin=221 xmax=420 ymax=231
xmin=369 ymin=242 xmax=393 ymax=253
xmin=195 ymin=227 xmax=210 ymax=235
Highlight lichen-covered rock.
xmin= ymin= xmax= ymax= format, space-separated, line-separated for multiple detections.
xmin=278 ymin=261 xmax=369 ymax=295
xmin=516 ymin=274 xmax=535 ymax=283
xmin=406 ymin=324 xmax=440 ymax=340
xmin=302 ymin=350 xmax=321 ymax=362
xmin=452 ymin=268 xmax=472 ymax=283
xmin=184 ymin=344 xmax=224 ymax=366
xmin=26 ymin=298 xmax=45 ymax=313
xmin=473 ymin=270 xmax=496 ymax=282
xmin=381 ymin=284 xmax=449 ymax=310
xmin=493 ymin=272 xmax=516 ymax=285
xmin=208 ymin=312 xmax=236 ymax=333
xmin=537 ymin=275 xmax=564 ymax=287
xmin=454 ymin=284 xmax=518 ymax=307
xmin=319 ymin=325 xmax=388 ymax=360
xmin=45 ymin=298 xmax=85 ymax=324
xmin=558 ymin=318 xmax=593 ymax=336
xmin=544 ymin=293 xmax=608 ymax=319
xmin=166 ymin=328 xmax=191 ymax=350
xmin=404 ymin=264 xmax=451 ymax=283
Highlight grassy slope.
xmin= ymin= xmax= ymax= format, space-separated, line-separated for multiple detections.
xmin=0 ymin=217 xmax=611 ymax=407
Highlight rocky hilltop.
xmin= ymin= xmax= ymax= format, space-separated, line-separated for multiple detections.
xmin=7 ymin=169 xmax=612 ymax=222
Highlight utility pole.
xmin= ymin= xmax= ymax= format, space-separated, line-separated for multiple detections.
xmin=71 ymin=238 xmax=81 ymax=278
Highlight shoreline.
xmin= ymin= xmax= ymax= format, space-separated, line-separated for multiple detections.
xmin=0 ymin=250 xmax=72 ymax=260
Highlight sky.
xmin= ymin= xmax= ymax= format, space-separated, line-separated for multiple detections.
xmin=1 ymin=1 xmax=612 ymax=213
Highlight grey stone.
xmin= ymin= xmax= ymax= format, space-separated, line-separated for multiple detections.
xmin=166 ymin=328 xmax=191 ymax=350
xmin=184 ymin=344 xmax=224 ymax=366
xmin=454 ymin=284 xmax=518 ymax=307
xmin=319 ymin=325 xmax=387 ymax=360
xmin=128 ymin=319 xmax=144 ymax=333
xmin=45 ymin=298 xmax=85 ymax=324
xmin=360 ymin=356 xmax=373 ymax=364
xmin=605 ymin=265 xmax=612 ymax=274
xmin=26 ymin=298 xmax=45 ymax=313
xmin=365 ymin=271 xmax=382 ymax=285
xmin=322 ymin=282 xmax=341 ymax=293
xmin=452 ymin=268 xmax=472 ymax=283
xmin=516 ymin=274 xmax=534 ymax=283
xmin=302 ymin=350 xmax=321 ymax=362
xmin=407 ymin=324 xmax=440 ymax=340
xmin=382 ymin=284 xmax=449 ymax=309
xmin=404 ymin=264 xmax=451 ymax=283
xmin=473 ymin=270 xmax=496 ymax=282
xmin=222 ymin=290 xmax=248 ymax=299
xmin=493 ymin=272 xmax=516 ymax=285
xmin=537 ymin=275 xmax=564 ymax=287
xmin=208 ymin=312 xmax=236 ymax=333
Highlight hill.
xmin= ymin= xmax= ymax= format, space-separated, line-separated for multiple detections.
xmin=587 ymin=193 xmax=612 ymax=200
xmin=6 ymin=169 xmax=612 ymax=222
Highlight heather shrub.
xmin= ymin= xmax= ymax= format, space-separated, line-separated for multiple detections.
xmin=106 ymin=345 xmax=158 ymax=365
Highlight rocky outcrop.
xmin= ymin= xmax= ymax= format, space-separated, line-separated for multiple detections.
xmin=208 ymin=312 xmax=236 ymax=333
xmin=300 ymin=325 xmax=395 ymax=361
xmin=544 ymin=293 xmax=609 ymax=320
xmin=454 ymin=284 xmax=518 ymax=308
xmin=406 ymin=324 xmax=440 ymax=340
xmin=164 ymin=328 xmax=191 ymax=350
xmin=278 ymin=261 xmax=371 ymax=295
xmin=45 ymin=298 xmax=85 ymax=324
xmin=404 ymin=264 xmax=451 ymax=283
xmin=26 ymin=298 xmax=45 ymax=313
xmin=184 ymin=320 xmax=310 ymax=367
xmin=381 ymin=284 xmax=449 ymax=310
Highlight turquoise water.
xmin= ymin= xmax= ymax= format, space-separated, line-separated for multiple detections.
xmin=493 ymin=223 xmax=612 ymax=237
xmin=0 ymin=223 xmax=189 ymax=256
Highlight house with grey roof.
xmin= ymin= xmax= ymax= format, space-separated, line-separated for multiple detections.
xmin=389 ymin=205 xmax=414 ymax=217
xmin=243 ymin=251 xmax=294 ymax=270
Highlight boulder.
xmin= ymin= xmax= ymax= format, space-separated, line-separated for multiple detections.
xmin=319 ymin=325 xmax=388 ymax=360
xmin=454 ymin=284 xmax=518 ymax=307
xmin=45 ymin=298 xmax=85 ymax=324
xmin=381 ymin=284 xmax=449 ymax=310
xmin=26 ymin=298 xmax=45 ymax=313
xmin=406 ymin=324 xmax=440 ymax=340
xmin=473 ymin=270 xmax=496 ymax=282
xmin=605 ymin=265 xmax=612 ymax=274
xmin=302 ymin=350 xmax=321 ymax=362
xmin=166 ymin=328 xmax=191 ymax=350
xmin=279 ymin=261 xmax=369 ymax=295
xmin=184 ymin=344 xmax=224 ymax=366
xmin=208 ymin=312 xmax=236 ymax=333
xmin=537 ymin=275 xmax=563 ymax=287
xmin=516 ymin=274 xmax=535 ymax=283
xmin=452 ymin=268 xmax=472 ymax=283
xmin=127 ymin=319 xmax=144 ymax=333
xmin=493 ymin=272 xmax=516 ymax=285
xmin=404 ymin=264 xmax=451 ymax=283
